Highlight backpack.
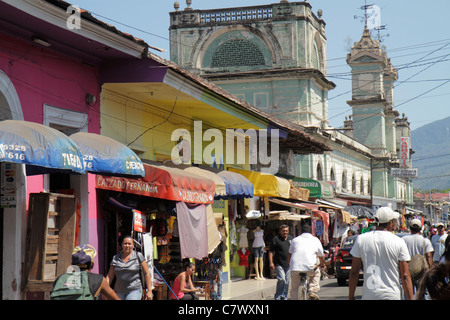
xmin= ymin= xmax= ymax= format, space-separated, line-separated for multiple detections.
xmin=408 ymin=239 xmax=429 ymax=282
xmin=50 ymin=270 xmax=94 ymax=300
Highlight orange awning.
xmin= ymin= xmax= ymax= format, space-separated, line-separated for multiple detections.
xmin=95 ymin=163 xmax=215 ymax=204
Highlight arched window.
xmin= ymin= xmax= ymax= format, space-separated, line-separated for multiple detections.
xmin=312 ymin=42 xmax=320 ymax=70
xmin=352 ymin=174 xmax=356 ymax=193
xmin=360 ymin=176 xmax=364 ymax=194
xmin=316 ymin=162 xmax=323 ymax=180
xmin=330 ymin=167 xmax=335 ymax=181
xmin=211 ymin=39 xmax=265 ymax=68
xmin=342 ymin=170 xmax=347 ymax=191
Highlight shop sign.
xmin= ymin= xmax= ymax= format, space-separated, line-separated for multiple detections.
xmin=400 ymin=137 xmax=410 ymax=168
xmin=133 ymin=209 xmax=146 ymax=233
xmin=390 ymin=168 xmax=418 ymax=178
xmin=95 ymin=174 xmax=215 ymax=204
xmin=96 ymin=175 xmax=158 ymax=196
xmin=289 ymin=177 xmax=321 ymax=198
xmin=1 ymin=163 xmax=16 ymax=208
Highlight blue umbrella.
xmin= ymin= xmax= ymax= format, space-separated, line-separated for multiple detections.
xmin=0 ymin=120 xmax=85 ymax=175
xmin=70 ymin=132 xmax=145 ymax=177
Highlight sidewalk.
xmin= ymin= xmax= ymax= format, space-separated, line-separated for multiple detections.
xmin=221 ymin=278 xmax=277 ymax=300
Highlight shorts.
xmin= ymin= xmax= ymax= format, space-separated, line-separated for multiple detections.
xmin=253 ymin=246 xmax=264 ymax=258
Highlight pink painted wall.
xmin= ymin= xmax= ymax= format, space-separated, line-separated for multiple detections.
xmin=0 ymin=33 xmax=101 ymax=128
xmin=0 ymin=31 xmax=103 ymax=261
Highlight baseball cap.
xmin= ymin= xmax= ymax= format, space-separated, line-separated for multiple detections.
xmin=72 ymin=244 xmax=97 ymax=268
xmin=375 ymin=206 xmax=399 ymax=224
xmin=410 ymin=219 xmax=422 ymax=228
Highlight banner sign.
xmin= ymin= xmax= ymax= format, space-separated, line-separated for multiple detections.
xmin=400 ymin=137 xmax=410 ymax=168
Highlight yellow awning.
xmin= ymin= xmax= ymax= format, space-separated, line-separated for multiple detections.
xmin=228 ymin=168 xmax=290 ymax=198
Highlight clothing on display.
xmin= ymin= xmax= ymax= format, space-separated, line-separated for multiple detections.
xmin=237 ymin=225 xmax=249 ymax=248
xmin=237 ymin=248 xmax=250 ymax=267
xmin=252 ymin=228 xmax=265 ymax=248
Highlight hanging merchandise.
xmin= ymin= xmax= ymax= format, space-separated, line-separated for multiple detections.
xmin=229 ymin=220 xmax=237 ymax=247
xmin=142 ymin=232 xmax=155 ymax=291
xmin=147 ymin=219 xmax=168 ymax=237
xmin=176 ymin=201 xmax=209 ymax=259
xmin=315 ymin=219 xmax=324 ymax=237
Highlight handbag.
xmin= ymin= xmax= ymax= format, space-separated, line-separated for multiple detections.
xmin=408 ymin=239 xmax=429 ymax=282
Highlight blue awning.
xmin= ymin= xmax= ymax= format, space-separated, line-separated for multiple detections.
xmin=0 ymin=120 xmax=85 ymax=175
xmin=217 ymin=170 xmax=254 ymax=199
xmin=70 ymin=132 xmax=145 ymax=177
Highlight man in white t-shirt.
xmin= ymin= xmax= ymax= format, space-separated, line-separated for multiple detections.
xmin=402 ymin=219 xmax=434 ymax=290
xmin=431 ymin=224 xmax=448 ymax=263
xmin=289 ymin=224 xmax=325 ymax=300
xmin=348 ymin=206 xmax=413 ymax=300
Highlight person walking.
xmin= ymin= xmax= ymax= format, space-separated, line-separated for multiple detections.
xmin=415 ymin=262 xmax=450 ymax=300
xmin=106 ymin=235 xmax=153 ymax=300
xmin=402 ymin=219 xmax=433 ymax=292
xmin=348 ymin=206 xmax=414 ymax=300
xmin=51 ymin=244 xmax=120 ymax=300
xmin=268 ymin=224 xmax=293 ymax=300
xmin=288 ymin=223 xmax=325 ymax=300
xmin=431 ymin=223 xmax=448 ymax=263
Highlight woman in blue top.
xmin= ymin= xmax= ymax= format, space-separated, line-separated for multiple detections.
xmin=106 ymin=236 xmax=153 ymax=300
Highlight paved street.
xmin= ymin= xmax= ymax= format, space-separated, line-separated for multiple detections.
xmin=316 ymin=278 xmax=362 ymax=300
xmin=222 ymin=277 xmax=363 ymax=300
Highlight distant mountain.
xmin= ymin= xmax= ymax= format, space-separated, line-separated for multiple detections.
xmin=411 ymin=116 xmax=450 ymax=191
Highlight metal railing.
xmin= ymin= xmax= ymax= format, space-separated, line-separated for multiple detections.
xmin=199 ymin=6 xmax=273 ymax=24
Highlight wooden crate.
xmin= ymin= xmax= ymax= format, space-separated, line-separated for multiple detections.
xmin=22 ymin=192 xmax=77 ymax=292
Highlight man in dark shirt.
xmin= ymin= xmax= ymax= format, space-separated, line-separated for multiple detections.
xmin=269 ymin=224 xmax=293 ymax=300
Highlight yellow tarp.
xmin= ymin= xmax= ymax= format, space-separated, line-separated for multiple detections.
xmin=228 ymin=168 xmax=290 ymax=198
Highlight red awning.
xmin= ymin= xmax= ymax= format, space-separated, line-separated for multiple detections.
xmin=95 ymin=163 xmax=215 ymax=204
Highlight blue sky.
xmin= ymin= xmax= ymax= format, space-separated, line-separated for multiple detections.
xmin=72 ymin=0 xmax=450 ymax=132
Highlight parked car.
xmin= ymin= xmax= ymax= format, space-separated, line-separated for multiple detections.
xmin=334 ymin=235 xmax=363 ymax=286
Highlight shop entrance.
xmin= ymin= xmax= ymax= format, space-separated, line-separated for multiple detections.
xmin=105 ymin=207 xmax=133 ymax=274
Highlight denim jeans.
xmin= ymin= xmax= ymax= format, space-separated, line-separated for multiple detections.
xmin=117 ymin=288 xmax=142 ymax=300
xmin=274 ymin=265 xmax=290 ymax=300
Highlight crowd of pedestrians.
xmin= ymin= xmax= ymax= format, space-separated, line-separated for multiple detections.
xmin=268 ymin=206 xmax=450 ymax=300
xmin=51 ymin=207 xmax=449 ymax=301
xmin=347 ymin=207 xmax=449 ymax=300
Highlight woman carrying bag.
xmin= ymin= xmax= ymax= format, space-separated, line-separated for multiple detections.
xmin=106 ymin=235 xmax=153 ymax=300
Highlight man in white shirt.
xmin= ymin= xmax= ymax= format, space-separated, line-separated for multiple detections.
xmin=402 ymin=219 xmax=433 ymax=290
xmin=348 ymin=206 xmax=414 ymax=300
xmin=431 ymin=224 xmax=448 ymax=263
xmin=289 ymin=224 xmax=325 ymax=300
